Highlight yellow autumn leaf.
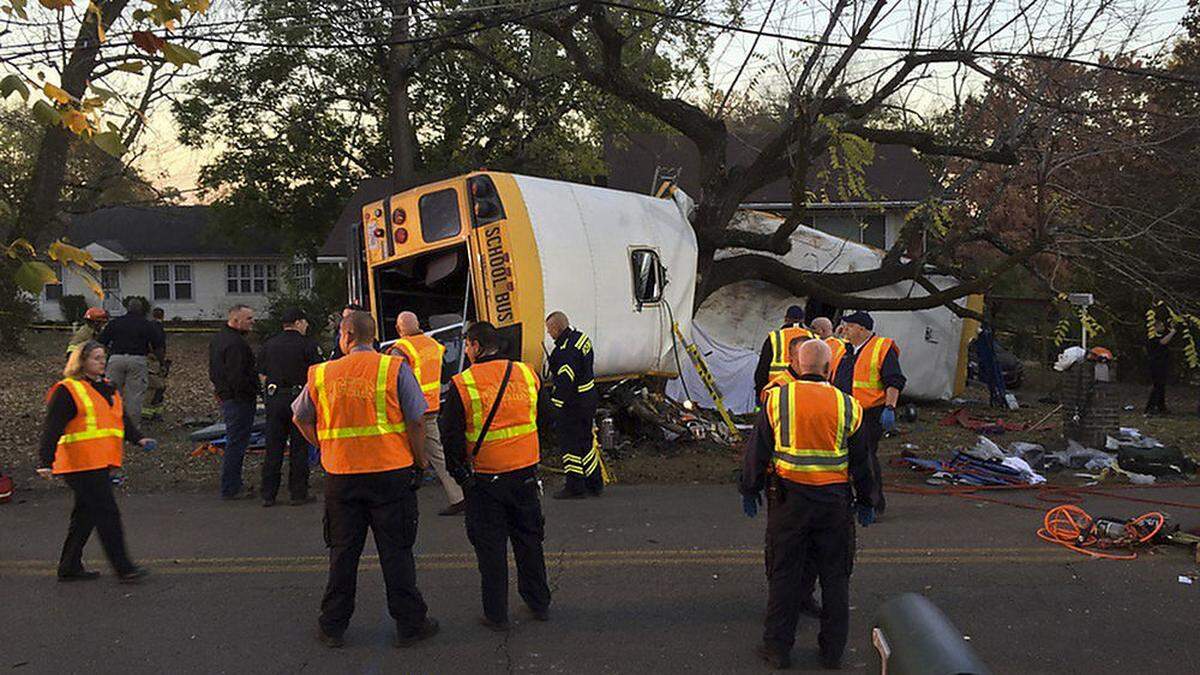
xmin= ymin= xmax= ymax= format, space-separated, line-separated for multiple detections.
xmin=78 ymin=270 xmax=105 ymax=299
xmin=49 ymin=239 xmax=101 ymax=270
xmin=37 ymin=0 xmax=74 ymax=9
xmin=42 ymin=82 xmax=72 ymax=105
xmin=185 ymin=0 xmax=210 ymax=13
xmin=5 ymin=238 xmax=36 ymax=258
xmin=88 ymin=2 xmax=105 ymax=42
xmin=61 ymin=108 xmax=92 ymax=135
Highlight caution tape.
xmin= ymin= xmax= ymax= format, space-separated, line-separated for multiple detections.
xmin=672 ymin=322 xmax=741 ymax=442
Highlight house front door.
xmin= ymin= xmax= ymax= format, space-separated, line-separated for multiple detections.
xmin=100 ymin=267 xmax=123 ymax=314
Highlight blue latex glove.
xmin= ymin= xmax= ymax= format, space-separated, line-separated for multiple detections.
xmin=742 ymin=493 xmax=761 ymax=518
xmin=857 ymin=504 xmax=876 ymax=527
xmin=880 ymin=407 xmax=896 ymax=432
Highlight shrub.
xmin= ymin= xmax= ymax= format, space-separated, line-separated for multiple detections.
xmin=58 ymin=294 xmax=88 ymax=323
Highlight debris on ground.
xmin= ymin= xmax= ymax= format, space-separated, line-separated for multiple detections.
xmin=902 ymin=448 xmax=1044 ymax=486
xmin=938 ymin=408 xmax=1057 ymax=436
xmin=603 ymin=382 xmax=743 ymax=449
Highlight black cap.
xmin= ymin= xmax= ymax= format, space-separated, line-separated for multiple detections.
xmin=281 ymin=307 xmax=307 ymax=324
xmin=785 ymin=305 xmax=805 ymax=322
xmin=842 ymin=311 xmax=874 ymax=331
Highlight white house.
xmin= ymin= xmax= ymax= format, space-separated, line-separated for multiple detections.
xmin=603 ymin=134 xmax=936 ymax=253
xmin=39 ymin=205 xmax=312 ymax=321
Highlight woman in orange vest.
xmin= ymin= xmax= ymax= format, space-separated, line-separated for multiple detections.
xmin=37 ymin=341 xmax=154 ymax=583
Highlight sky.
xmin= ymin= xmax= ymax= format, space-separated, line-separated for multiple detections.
xmin=2 ymin=0 xmax=1192 ymax=200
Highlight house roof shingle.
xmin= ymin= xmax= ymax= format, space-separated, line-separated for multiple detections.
xmin=68 ymin=205 xmax=284 ymax=259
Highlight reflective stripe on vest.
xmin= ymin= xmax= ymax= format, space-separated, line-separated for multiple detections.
xmin=760 ymin=370 xmax=798 ymax=404
xmin=460 ymin=363 xmax=539 ymax=443
xmin=393 ymin=334 xmax=445 ymax=411
xmin=851 ymin=336 xmax=893 ymax=408
xmin=769 ymin=326 xmax=815 ymax=373
xmin=309 ymin=352 xmax=413 ymax=474
xmin=765 ymin=381 xmax=861 ymax=486
xmin=52 ymin=378 xmax=124 ymax=475
xmin=826 ymin=337 xmax=847 ymax=382
xmin=313 ymin=357 xmax=407 ymax=440
xmin=453 ymin=359 xmax=541 ymax=474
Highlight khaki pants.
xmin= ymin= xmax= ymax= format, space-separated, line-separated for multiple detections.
xmin=424 ymin=413 xmax=463 ymax=505
xmin=107 ymin=354 xmax=147 ymax=422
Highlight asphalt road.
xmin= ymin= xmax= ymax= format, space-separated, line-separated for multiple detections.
xmin=3 ymin=482 xmax=1199 ymax=674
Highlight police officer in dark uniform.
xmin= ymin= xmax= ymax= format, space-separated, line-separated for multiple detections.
xmin=258 ymin=307 xmax=322 ymax=507
xmin=544 ymin=311 xmax=601 ymax=499
xmin=442 ymin=321 xmax=551 ymax=630
xmin=740 ymin=339 xmax=876 ymax=670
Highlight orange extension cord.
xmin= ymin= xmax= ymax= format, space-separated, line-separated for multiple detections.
xmin=1036 ymin=505 xmax=1165 ymax=560
xmin=886 ymin=481 xmax=1192 ymax=560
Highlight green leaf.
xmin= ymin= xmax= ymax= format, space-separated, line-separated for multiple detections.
xmin=92 ymin=131 xmax=127 ymax=158
xmin=1 ymin=74 xmax=29 ymax=100
xmin=161 ymin=42 xmax=201 ymax=68
xmin=114 ymin=61 xmax=146 ymax=74
xmin=89 ymin=85 xmax=120 ymax=101
xmin=13 ymin=261 xmax=58 ymax=294
xmin=31 ymin=99 xmax=61 ymax=127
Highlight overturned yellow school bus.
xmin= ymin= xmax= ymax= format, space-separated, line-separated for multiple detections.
xmin=346 ymin=172 xmax=698 ymax=380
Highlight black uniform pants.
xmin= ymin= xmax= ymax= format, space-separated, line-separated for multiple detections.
xmin=559 ymin=396 xmax=601 ymax=495
xmin=261 ymin=388 xmax=310 ymax=501
xmin=1146 ymin=363 xmax=1169 ymax=414
xmin=59 ymin=468 xmax=136 ymax=577
xmin=320 ymin=469 xmax=427 ymax=637
xmin=851 ymin=406 xmax=886 ymax=512
xmin=464 ymin=469 xmax=551 ymax=622
xmin=763 ymin=483 xmax=856 ymax=662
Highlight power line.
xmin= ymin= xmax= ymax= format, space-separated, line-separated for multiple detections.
xmin=594 ymin=0 xmax=1200 ymax=86
xmin=0 ymin=0 xmax=559 ymax=53
xmin=713 ymin=0 xmax=775 ymax=117
xmin=4 ymin=0 xmax=1200 ymax=87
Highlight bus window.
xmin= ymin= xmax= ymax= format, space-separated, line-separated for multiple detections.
xmin=419 ymin=189 xmax=462 ymax=243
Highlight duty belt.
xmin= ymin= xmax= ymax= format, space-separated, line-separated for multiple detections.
xmin=266 ymin=383 xmax=303 ymax=397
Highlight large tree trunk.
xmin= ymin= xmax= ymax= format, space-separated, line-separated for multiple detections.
xmin=14 ymin=0 xmax=131 ymax=248
xmin=386 ymin=0 xmax=417 ymax=187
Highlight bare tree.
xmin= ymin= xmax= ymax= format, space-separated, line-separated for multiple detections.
xmin=522 ymin=0 xmax=1172 ymax=316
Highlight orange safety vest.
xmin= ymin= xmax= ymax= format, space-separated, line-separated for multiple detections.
xmin=308 ymin=351 xmax=413 ymax=475
xmin=389 ymin=334 xmax=446 ymax=413
xmin=49 ymin=378 xmax=125 ymax=475
xmin=850 ymin=335 xmax=896 ymax=409
xmin=826 ymin=337 xmax=848 ymax=381
xmin=768 ymin=325 xmax=816 ymax=375
xmin=452 ymin=359 xmax=540 ymax=475
xmin=760 ymin=369 xmax=799 ymax=404
xmin=764 ymin=380 xmax=862 ymax=486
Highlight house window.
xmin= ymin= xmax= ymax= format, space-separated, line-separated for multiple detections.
xmin=44 ymin=262 xmax=63 ymax=300
xmin=630 ymin=249 xmax=663 ymax=305
xmin=809 ymin=213 xmax=886 ymax=248
xmin=100 ymin=268 xmax=120 ymax=293
xmin=226 ymin=263 xmax=277 ymax=295
xmin=290 ymin=261 xmax=314 ymax=292
xmin=152 ymin=263 xmax=193 ymax=301
xmin=418 ymin=189 xmax=462 ymax=243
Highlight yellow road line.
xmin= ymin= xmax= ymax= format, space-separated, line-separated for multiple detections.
xmin=1 ymin=553 xmax=1087 ymax=577
xmin=0 ymin=546 xmax=1072 ymax=569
